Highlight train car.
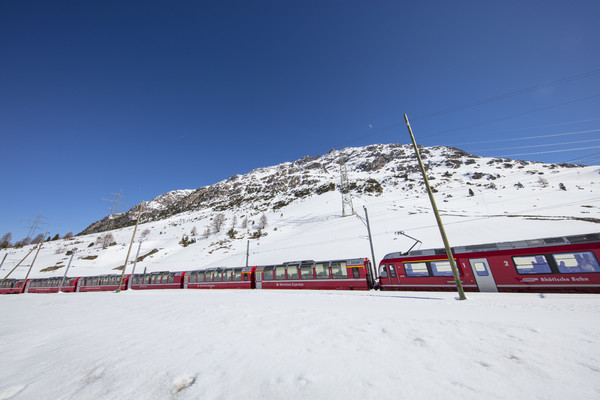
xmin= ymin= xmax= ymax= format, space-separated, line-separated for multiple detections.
xmin=378 ymin=233 xmax=600 ymax=293
xmin=26 ymin=277 xmax=64 ymax=293
xmin=77 ymin=274 xmax=129 ymax=292
xmin=0 ymin=279 xmax=28 ymax=294
xmin=255 ymin=258 xmax=373 ymax=290
xmin=187 ymin=266 xmax=255 ymax=289
xmin=129 ymin=271 xmax=186 ymax=290
xmin=24 ymin=277 xmax=79 ymax=293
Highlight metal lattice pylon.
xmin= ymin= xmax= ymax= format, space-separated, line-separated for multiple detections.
xmin=339 ymin=161 xmax=355 ymax=217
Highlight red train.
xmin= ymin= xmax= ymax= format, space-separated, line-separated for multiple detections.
xmin=0 ymin=258 xmax=374 ymax=294
xmin=1 ymin=233 xmax=599 ymax=295
xmin=378 ymin=233 xmax=600 ymax=293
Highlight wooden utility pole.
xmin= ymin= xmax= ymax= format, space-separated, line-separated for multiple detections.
xmin=1 ymin=245 xmax=38 ymax=284
xmin=23 ymin=232 xmax=48 ymax=283
xmin=404 ymin=114 xmax=466 ymax=300
xmin=58 ymin=250 xmax=76 ymax=292
xmin=116 ymin=201 xmax=144 ymax=293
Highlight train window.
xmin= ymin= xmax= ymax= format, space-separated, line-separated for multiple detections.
xmin=513 ymin=255 xmax=552 ymax=274
xmin=300 ymin=264 xmax=313 ymax=280
xmin=216 ymin=271 xmax=223 ymax=282
xmin=275 ymin=265 xmax=286 ymax=280
xmin=472 ymin=262 xmax=489 ymax=276
xmin=352 ymin=268 xmax=360 ymax=279
xmin=431 ymin=261 xmax=453 ymax=277
xmin=315 ymin=263 xmax=330 ymax=279
xmin=263 ymin=267 xmax=274 ymax=281
xmin=287 ymin=264 xmax=299 ymax=280
xmin=388 ymin=265 xmax=397 ymax=278
xmin=232 ymin=269 xmax=242 ymax=281
xmin=379 ymin=265 xmax=388 ymax=278
xmin=405 ymin=262 xmax=430 ymax=277
xmin=203 ymin=272 xmax=211 ymax=282
xmin=331 ymin=262 xmax=347 ymax=278
xmin=553 ymin=252 xmax=600 ymax=273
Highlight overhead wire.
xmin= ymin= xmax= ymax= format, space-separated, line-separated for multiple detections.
xmin=411 ymin=68 xmax=600 ymax=121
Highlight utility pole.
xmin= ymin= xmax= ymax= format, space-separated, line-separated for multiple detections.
xmin=339 ymin=159 xmax=355 ymax=217
xmin=23 ymin=232 xmax=48 ymax=284
xmin=23 ymin=214 xmax=48 ymax=241
xmin=58 ymin=249 xmax=76 ymax=292
xmin=1 ymin=245 xmax=38 ymax=283
xmin=116 ymin=201 xmax=144 ymax=293
xmin=404 ymin=114 xmax=466 ymax=301
xmin=362 ymin=206 xmax=378 ymax=282
xmin=102 ymin=189 xmax=126 ymax=248
xmin=245 ymin=240 xmax=250 ymax=268
xmin=128 ymin=240 xmax=143 ymax=290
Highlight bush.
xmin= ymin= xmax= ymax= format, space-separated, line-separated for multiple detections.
xmin=227 ymin=228 xmax=237 ymax=239
xmin=179 ymin=234 xmax=196 ymax=247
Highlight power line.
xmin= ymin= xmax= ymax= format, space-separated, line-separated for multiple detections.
xmin=501 ymin=145 xmax=600 ymax=157
xmin=473 ymin=138 xmax=600 ymax=153
xmin=451 ymin=128 xmax=600 ymax=146
xmin=412 ymin=68 xmax=600 ymax=121
xmin=424 ymin=93 xmax=600 ymax=139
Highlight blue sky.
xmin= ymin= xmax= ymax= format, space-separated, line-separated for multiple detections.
xmin=1 ymin=0 xmax=599 ymax=242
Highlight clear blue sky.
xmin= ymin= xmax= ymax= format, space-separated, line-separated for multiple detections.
xmin=1 ymin=0 xmax=599 ymax=242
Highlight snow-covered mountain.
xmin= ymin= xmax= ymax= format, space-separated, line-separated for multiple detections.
xmin=2 ymin=143 xmax=599 ymax=279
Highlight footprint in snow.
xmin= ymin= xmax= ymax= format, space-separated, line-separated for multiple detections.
xmin=172 ymin=374 xmax=197 ymax=395
xmin=0 ymin=384 xmax=26 ymax=400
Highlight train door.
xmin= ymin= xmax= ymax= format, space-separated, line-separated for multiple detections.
xmin=256 ymin=271 xmax=262 ymax=289
xmin=468 ymin=258 xmax=498 ymax=292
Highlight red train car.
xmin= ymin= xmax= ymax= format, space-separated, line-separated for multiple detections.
xmin=77 ymin=274 xmax=129 ymax=292
xmin=187 ymin=266 xmax=255 ymax=289
xmin=0 ymin=279 xmax=28 ymax=294
xmin=255 ymin=258 xmax=373 ymax=290
xmin=378 ymin=233 xmax=600 ymax=293
xmin=129 ymin=271 xmax=186 ymax=290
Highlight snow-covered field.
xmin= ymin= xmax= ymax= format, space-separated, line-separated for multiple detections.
xmin=1 ymin=290 xmax=599 ymax=400
xmin=1 ymin=148 xmax=599 ymax=399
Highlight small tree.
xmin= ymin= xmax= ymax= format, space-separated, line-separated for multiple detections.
xmin=212 ymin=213 xmax=225 ymax=233
xmin=259 ymin=213 xmax=268 ymax=229
xmin=51 ymin=233 xmax=60 ymax=241
xmin=468 ymin=188 xmax=475 ymax=197
xmin=0 ymin=232 xmax=12 ymax=248
xmin=63 ymin=232 xmax=74 ymax=239
xmin=559 ymin=183 xmax=567 ymax=191
xmin=179 ymin=234 xmax=196 ymax=247
xmin=32 ymin=233 xmax=45 ymax=244
xmin=96 ymin=233 xmax=115 ymax=249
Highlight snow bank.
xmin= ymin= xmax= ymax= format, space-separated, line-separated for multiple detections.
xmin=1 ymin=290 xmax=599 ymax=399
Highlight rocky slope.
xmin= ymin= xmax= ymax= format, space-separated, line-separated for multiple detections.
xmin=79 ymin=143 xmax=586 ymax=235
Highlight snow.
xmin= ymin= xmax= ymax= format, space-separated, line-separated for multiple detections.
xmin=1 ymin=146 xmax=600 ymax=399
xmin=1 ymin=290 xmax=599 ymax=399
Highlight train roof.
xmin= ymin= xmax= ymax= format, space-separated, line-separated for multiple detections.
xmin=381 ymin=233 xmax=600 ymax=260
